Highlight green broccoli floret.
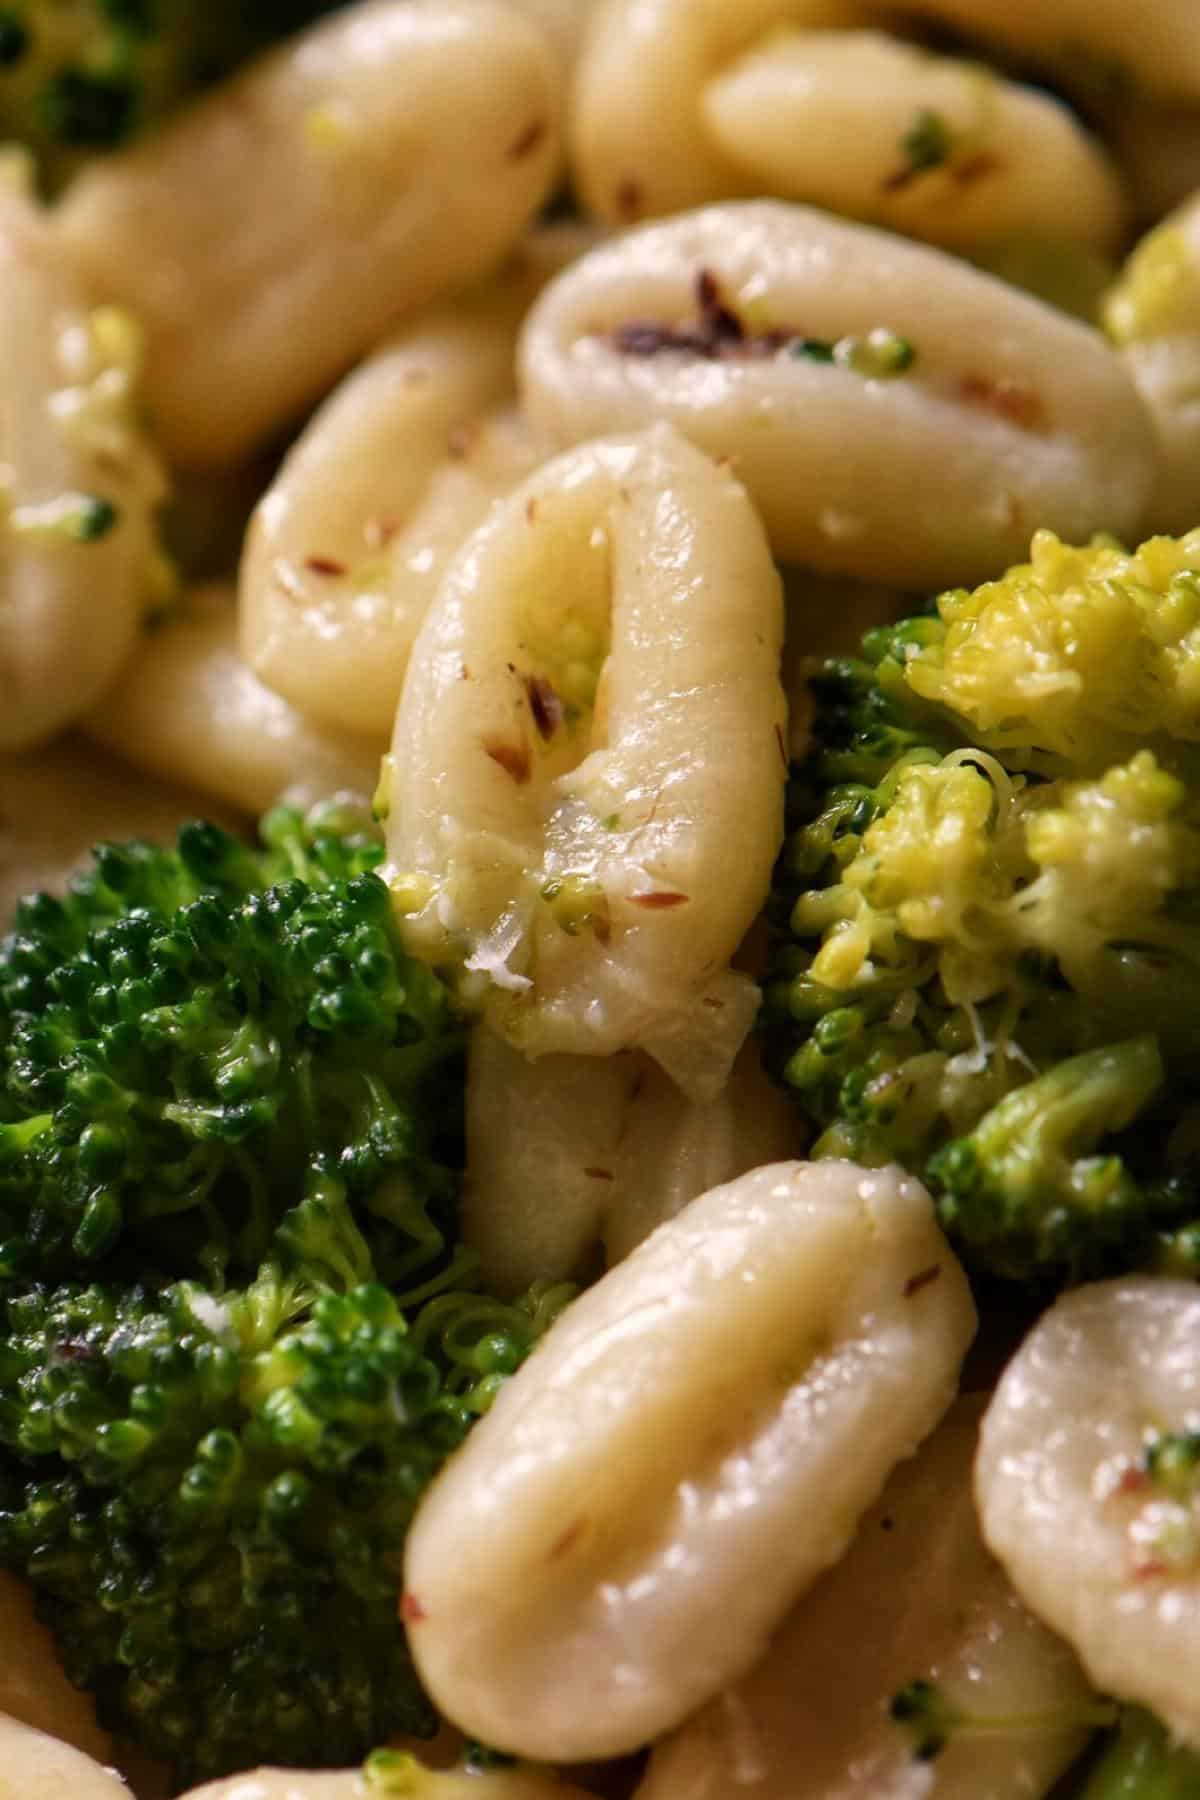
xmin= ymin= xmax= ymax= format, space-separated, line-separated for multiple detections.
xmin=1080 ymin=1710 xmax=1200 ymax=1799
xmin=765 ymin=528 xmax=1200 ymax=1284
xmin=0 ymin=804 xmax=462 ymax=1285
xmin=0 ymin=801 xmax=575 ymax=1784
xmin=0 ymin=1 xmax=344 ymax=188
xmin=0 ymin=1192 xmax=570 ymax=1786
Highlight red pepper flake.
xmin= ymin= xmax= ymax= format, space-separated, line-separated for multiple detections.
xmin=953 ymin=150 xmax=1003 ymax=186
xmin=1115 ymin=1465 xmax=1151 ymax=1497
xmin=547 ymin=1518 xmax=587 ymax=1562
xmin=507 ymin=118 xmax=546 ymax=160
xmin=630 ymin=891 xmax=689 ymax=909
xmin=304 ymin=554 xmax=348 ymax=577
xmin=483 ymin=736 xmax=532 ymax=784
xmin=903 ymin=1264 xmax=942 ymax=1298
xmin=1134 ymin=1558 xmax=1168 ymax=1580
xmin=615 ymin=177 xmax=643 ymax=220
xmin=364 ymin=515 xmax=399 ymax=551
xmin=584 ymin=1166 xmax=615 ymax=1181
xmin=524 ymin=672 xmax=564 ymax=741
xmin=959 ymin=373 xmax=1048 ymax=433
xmin=526 ymin=496 xmax=539 ymax=525
xmin=400 ymin=1592 xmax=428 ymax=1623
xmin=447 ymin=422 xmax=479 ymax=460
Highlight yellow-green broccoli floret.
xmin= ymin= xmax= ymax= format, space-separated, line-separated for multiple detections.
xmin=765 ymin=526 xmax=1200 ymax=1284
xmin=902 ymin=529 xmax=1200 ymax=772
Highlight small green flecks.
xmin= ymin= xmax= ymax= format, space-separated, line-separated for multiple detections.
xmin=902 ymin=108 xmax=954 ymax=174
xmin=71 ymin=496 xmax=120 ymax=542
xmin=788 ymin=336 xmax=836 ymax=363
xmin=0 ymin=10 xmax=29 ymax=67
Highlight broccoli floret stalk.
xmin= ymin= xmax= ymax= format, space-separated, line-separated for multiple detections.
xmin=0 ymin=807 xmax=463 ymax=1285
xmin=928 ymin=1040 xmax=1177 ymax=1281
xmin=1080 ymin=1710 xmax=1200 ymax=1799
xmin=765 ymin=526 xmax=1200 ymax=1285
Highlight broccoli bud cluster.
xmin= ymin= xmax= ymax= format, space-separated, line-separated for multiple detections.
xmin=0 ymin=805 xmax=570 ymax=1785
xmin=765 ymin=529 xmax=1200 ymax=1284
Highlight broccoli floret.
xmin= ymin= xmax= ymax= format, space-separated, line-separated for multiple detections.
xmin=0 ymin=1 xmax=344 ymax=188
xmin=0 ymin=1195 xmax=570 ymax=1785
xmin=927 ymin=1039 xmax=1196 ymax=1281
xmin=765 ymin=528 xmax=1200 ymax=1284
xmin=0 ymin=804 xmax=462 ymax=1285
xmin=1080 ymin=1710 xmax=1200 ymax=1799
xmin=0 ymin=801 xmax=574 ymax=1783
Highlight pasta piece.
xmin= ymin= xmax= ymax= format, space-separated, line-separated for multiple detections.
xmin=385 ymin=424 xmax=787 ymax=1100
xmin=180 ymin=1762 xmax=597 ymax=1799
xmin=704 ymin=31 xmax=1127 ymax=255
xmin=463 ymin=1031 xmax=802 ymax=1292
xmin=893 ymin=0 xmax=1200 ymax=106
xmin=519 ymin=202 xmax=1157 ymax=588
xmin=637 ymin=1398 xmax=1095 ymax=1800
xmin=0 ymin=180 xmax=165 ymax=751
xmin=1104 ymin=196 xmax=1200 ymax=535
xmin=976 ymin=1277 xmax=1200 ymax=1750
xmin=502 ymin=0 xmax=599 ymax=67
xmin=52 ymin=0 xmax=563 ymax=466
xmin=85 ymin=583 xmax=384 ymax=817
xmin=0 ymin=1711 xmax=126 ymax=1797
xmin=403 ymin=1160 xmax=976 ymax=1761
xmin=239 ymin=236 xmax=587 ymax=737
xmin=571 ymin=0 xmax=853 ymax=224
xmin=0 ymin=1573 xmax=112 ymax=1764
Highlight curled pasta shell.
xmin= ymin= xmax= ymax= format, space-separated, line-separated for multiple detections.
xmin=463 ymin=1029 xmax=802 ymax=1294
xmin=703 ymin=30 xmax=1127 ymax=255
xmin=570 ymin=0 xmax=852 ymax=224
xmin=385 ymin=423 xmax=787 ymax=1100
xmin=52 ymin=0 xmax=563 ymax=466
xmin=1105 ymin=194 xmax=1200 ymax=535
xmin=179 ymin=1761 xmax=597 ymax=1800
xmin=403 ymin=1159 xmax=976 ymax=1761
xmin=897 ymin=0 xmax=1200 ymax=106
xmin=85 ymin=583 xmax=384 ymax=818
xmin=976 ymin=1277 xmax=1200 ymax=1749
xmin=0 ymin=183 xmax=165 ymax=751
xmin=637 ymin=1397 xmax=1095 ymax=1800
xmin=519 ymin=202 xmax=1157 ymax=587
xmin=0 ymin=1711 xmax=126 ymax=1798
xmin=238 ymin=235 xmax=590 ymax=737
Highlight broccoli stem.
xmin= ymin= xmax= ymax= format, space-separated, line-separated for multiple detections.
xmin=1081 ymin=1710 xmax=1200 ymax=1799
xmin=968 ymin=1038 xmax=1163 ymax=1183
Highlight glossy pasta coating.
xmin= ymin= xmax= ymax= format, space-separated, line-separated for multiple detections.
xmin=519 ymin=202 xmax=1156 ymax=588
xmin=574 ymin=1 xmax=1126 ymax=254
xmin=463 ymin=1030 xmax=802 ymax=1293
xmin=977 ymin=1278 xmax=1200 ymax=1750
xmin=52 ymin=0 xmax=564 ymax=465
xmin=403 ymin=1160 xmax=975 ymax=1761
xmin=637 ymin=1399 xmax=1095 ymax=1800
xmin=386 ymin=424 xmax=787 ymax=1100
xmin=238 ymin=235 xmax=584 ymax=737
xmin=0 ymin=182 xmax=165 ymax=751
